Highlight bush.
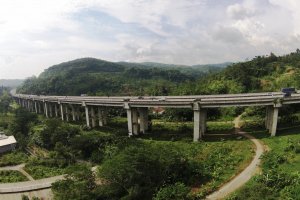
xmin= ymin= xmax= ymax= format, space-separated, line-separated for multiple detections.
xmin=284 ymin=139 xmax=300 ymax=154
xmin=0 ymin=151 xmax=28 ymax=167
xmin=0 ymin=170 xmax=28 ymax=183
xmin=229 ymin=182 xmax=278 ymax=200
xmin=154 ymin=182 xmax=191 ymax=200
xmin=261 ymin=152 xmax=288 ymax=170
xmin=98 ymin=142 xmax=204 ymax=200
xmin=255 ymin=170 xmax=300 ymax=191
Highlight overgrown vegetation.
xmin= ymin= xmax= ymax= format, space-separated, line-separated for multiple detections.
xmin=228 ymin=129 xmax=300 ymax=200
xmin=0 ymin=151 xmax=28 ymax=167
xmin=0 ymin=170 xmax=28 ymax=183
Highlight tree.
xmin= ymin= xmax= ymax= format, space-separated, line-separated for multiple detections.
xmin=52 ymin=164 xmax=96 ymax=200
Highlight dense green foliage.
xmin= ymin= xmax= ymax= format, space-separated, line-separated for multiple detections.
xmin=153 ymin=182 xmax=190 ymax=200
xmin=18 ymin=58 xmax=208 ymax=96
xmin=52 ymin=164 xmax=96 ymax=200
xmin=0 ymin=151 xmax=28 ymax=167
xmin=0 ymin=170 xmax=28 ymax=183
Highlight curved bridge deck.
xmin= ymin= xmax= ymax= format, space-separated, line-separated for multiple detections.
xmin=14 ymin=92 xmax=300 ymax=141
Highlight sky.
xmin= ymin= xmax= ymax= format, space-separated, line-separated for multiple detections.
xmin=1 ymin=0 xmax=300 ymax=79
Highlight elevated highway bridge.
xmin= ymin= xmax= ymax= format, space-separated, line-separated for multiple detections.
xmin=13 ymin=92 xmax=300 ymax=141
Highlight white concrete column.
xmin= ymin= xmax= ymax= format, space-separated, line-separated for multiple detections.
xmin=132 ymin=108 xmax=139 ymax=135
xmin=200 ymin=108 xmax=207 ymax=135
xmin=91 ymin=107 xmax=96 ymax=127
xmin=193 ymin=103 xmax=202 ymax=142
xmin=268 ymin=108 xmax=274 ymax=131
xmin=265 ymin=106 xmax=272 ymax=130
xmin=34 ymin=101 xmax=38 ymax=113
xmin=85 ymin=106 xmax=90 ymax=127
xmin=98 ymin=107 xmax=104 ymax=126
xmin=60 ymin=103 xmax=64 ymax=121
xmin=126 ymin=108 xmax=133 ymax=136
xmin=49 ymin=104 xmax=53 ymax=117
xmin=71 ymin=105 xmax=76 ymax=121
xmin=44 ymin=102 xmax=49 ymax=118
xmin=138 ymin=108 xmax=149 ymax=134
xmin=65 ymin=105 xmax=69 ymax=122
xmin=270 ymin=107 xmax=279 ymax=136
xmin=55 ymin=104 xmax=58 ymax=117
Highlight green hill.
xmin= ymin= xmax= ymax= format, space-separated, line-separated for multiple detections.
xmin=176 ymin=50 xmax=300 ymax=95
xmin=18 ymin=50 xmax=300 ymax=96
xmin=18 ymin=58 xmax=222 ymax=96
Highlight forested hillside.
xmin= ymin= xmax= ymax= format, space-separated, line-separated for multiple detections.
xmin=17 ymin=50 xmax=300 ymax=96
xmin=190 ymin=50 xmax=300 ymax=95
xmin=18 ymin=58 xmax=221 ymax=96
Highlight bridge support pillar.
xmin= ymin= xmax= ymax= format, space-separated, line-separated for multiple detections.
xmin=132 ymin=108 xmax=139 ymax=135
xmin=200 ymin=108 xmax=207 ymax=135
xmin=44 ymin=102 xmax=49 ymax=118
xmin=49 ymin=103 xmax=53 ymax=117
xmin=55 ymin=104 xmax=58 ymax=117
xmin=60 ymin=103 xmax=64 ymax=121
xmin=138 ymin=108 xmax=149 ymax=134
xmin=65 ymin=105 xmax=69 ymax=122
xmin=34 ymin=101 xmax=38 ymax=114
xmin=84 ymin=105 xmax=90 ymax=128
xmin=98 ymin=107 xmax=104 ymax=126
xmin=71 ymin=105 xmax=76 ymax=121
xmin=270 ymin=107 xmax=279 ymax=136
xmin=265 ymin=106 xmax=272 ymax=130
xmin=91 ymin=107 xmax=96 ymax=127
xmin=126 ymin=108 xmax=133 ymax=136
xmin=193 ymin=103 xmax=204 ymax=142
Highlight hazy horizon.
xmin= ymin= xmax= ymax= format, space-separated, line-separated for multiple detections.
xmin=1 ymin=0 xmax=300 ymax=79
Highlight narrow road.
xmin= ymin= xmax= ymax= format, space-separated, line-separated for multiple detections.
xmin=0 ymin=175 xmax=64 ymax=193
xmin=206 ymin=115 xmax=265 ymax=200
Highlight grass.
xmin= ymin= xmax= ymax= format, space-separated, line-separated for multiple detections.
xmin=0 ymin=151 xmax=28 ymax=167
xmin=0 ymin=170 xmax=28 ymax=183
xmin=227 ymin=127 xmax=300 ymax=200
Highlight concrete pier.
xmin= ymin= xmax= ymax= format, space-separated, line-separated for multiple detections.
xmin=138 ymin=108 xmax=149 ymax=134
xmin=84 ymin=105 xmax=90 ymax=128
xmin=60 ymin=103 xmax=64 ymax=121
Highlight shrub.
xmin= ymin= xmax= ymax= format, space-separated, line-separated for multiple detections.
xmin=98 ymin=142 xmax=204 ymax=200
xmin=154 ymin=182 xmax=191 ymax=200
xmin=261 ymin=151 xmax=287 ymax=170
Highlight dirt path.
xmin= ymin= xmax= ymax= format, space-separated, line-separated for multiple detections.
xmin=206 ymin=115 xmax=265 ymax=200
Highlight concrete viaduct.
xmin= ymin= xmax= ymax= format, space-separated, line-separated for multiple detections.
xmin=13 ymin=92 xmax=300 ymax=141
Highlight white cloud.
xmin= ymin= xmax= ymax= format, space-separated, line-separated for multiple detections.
xmin=1 ymin=0 xmax=300 ymax=79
